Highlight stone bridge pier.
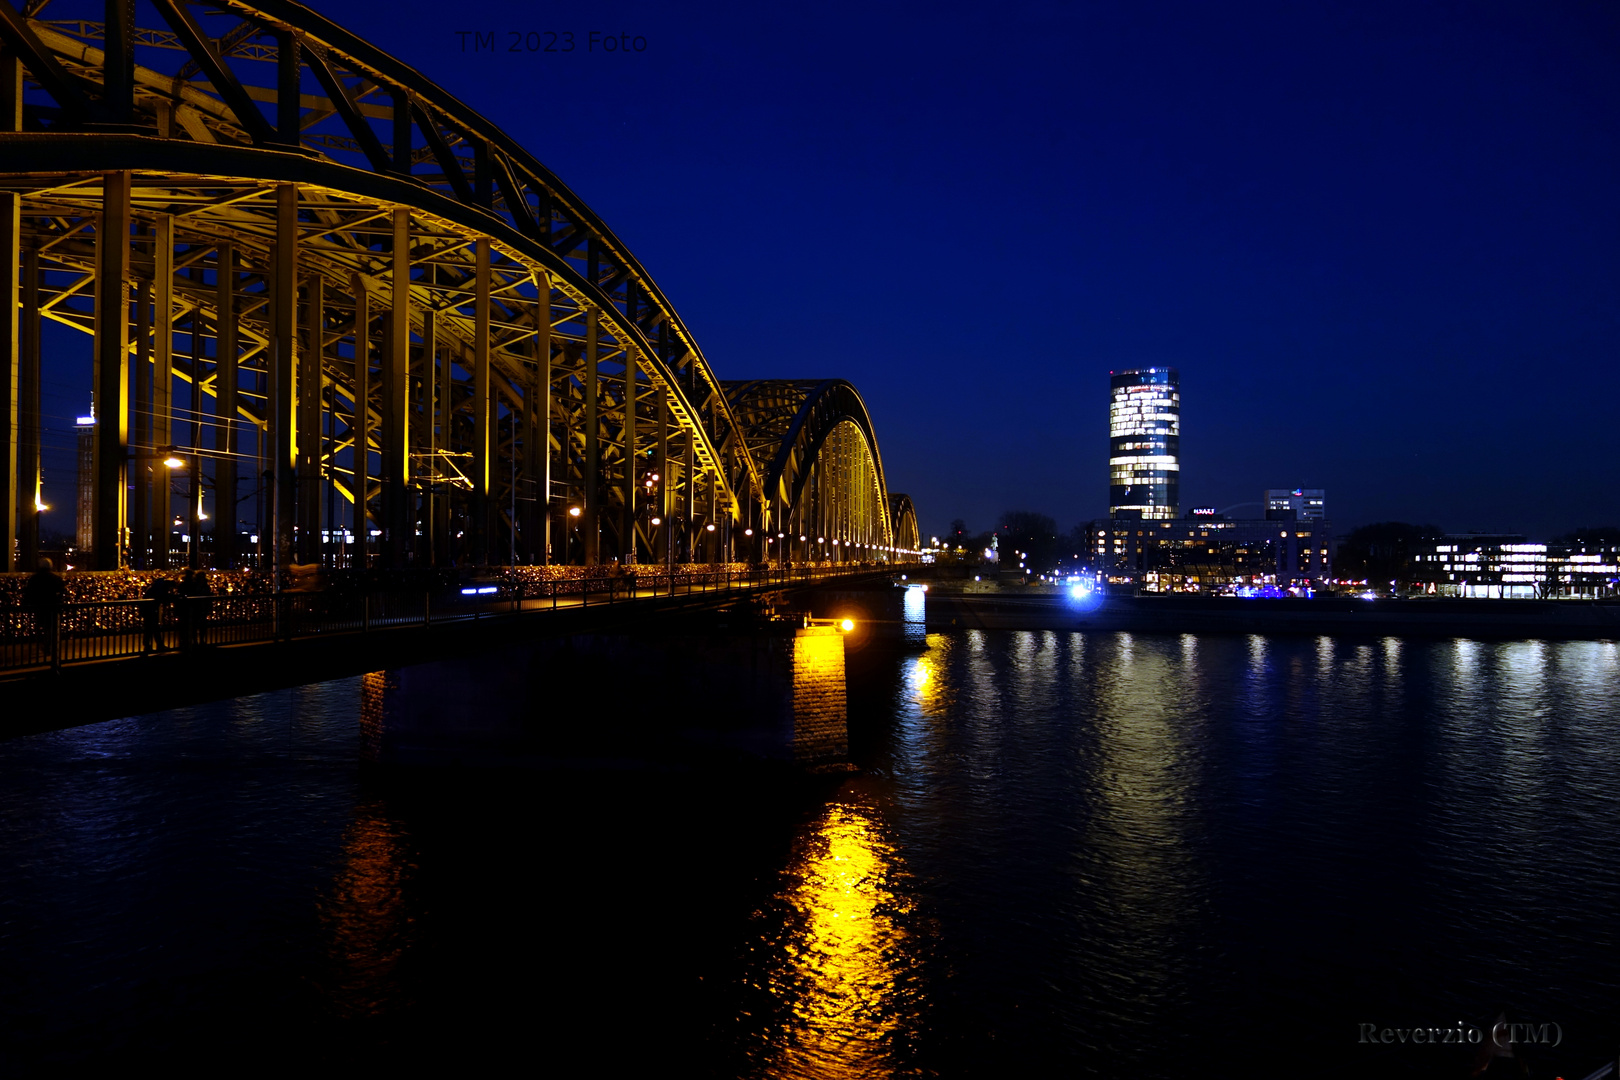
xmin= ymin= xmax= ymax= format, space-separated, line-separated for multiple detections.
xmin=798 ymin=579 xmax=926 ymax=661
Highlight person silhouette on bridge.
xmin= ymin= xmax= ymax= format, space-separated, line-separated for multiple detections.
xmin=179 ymin=568 xmax=214 ymax=648
xmin=143 ymin=575 xmax=177 ymax=653
xmin=21 ymin=557 xmax=66 ymax=667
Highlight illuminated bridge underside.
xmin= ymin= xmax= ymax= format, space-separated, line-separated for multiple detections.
xmin=0 ymin=0 xmax=916 ymax=569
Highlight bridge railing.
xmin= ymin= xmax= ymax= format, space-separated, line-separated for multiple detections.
xmin=0 ymin=564 xmax=883 ymax=675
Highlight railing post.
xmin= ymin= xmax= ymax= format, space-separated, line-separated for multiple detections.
xmin=424 ymin=590 xmax=431 ymax=627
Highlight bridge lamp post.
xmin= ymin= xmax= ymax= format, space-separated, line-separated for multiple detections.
xmin=158 ymin=452 xmax=184 ymax=569
xmin=568 ymin=506 xmax=581 ymax=565
xmin=162 ymin=450 xmax=209 ymax=568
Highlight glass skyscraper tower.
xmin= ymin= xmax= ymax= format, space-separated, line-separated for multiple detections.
xmin=1109 ymin=368 xmax=1179 ymax=519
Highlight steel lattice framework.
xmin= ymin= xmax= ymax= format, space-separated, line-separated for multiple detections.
xmin=0 ymin=0 xmax=918 ymax=571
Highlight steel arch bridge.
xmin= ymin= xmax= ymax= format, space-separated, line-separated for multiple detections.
xmin=0 ymin=0 xmax=919 ymax=572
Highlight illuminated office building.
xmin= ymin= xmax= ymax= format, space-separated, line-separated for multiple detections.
xmin=1109 ymin=368 xmax=1179 ymax=520
xmin=1412 ymin=536 xmax=1620 ymax=599
xmin=1085 ymin=516 xmax=1333 ymax=591
xmin=1266 ymin=488 xmax=1326 ymax=521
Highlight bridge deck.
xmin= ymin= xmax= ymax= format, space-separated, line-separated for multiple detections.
xmin=1 ymin=566 xmax=893 ymax=739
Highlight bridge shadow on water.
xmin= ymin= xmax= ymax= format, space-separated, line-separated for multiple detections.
xmin=302 ymin=648 xmax=916 ymax=1074
xmin=0 ymin=658 xmax=912 ymax=1075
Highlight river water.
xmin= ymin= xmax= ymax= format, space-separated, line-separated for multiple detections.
xmin=3 ymin=629 xmax=1618 ymax=1076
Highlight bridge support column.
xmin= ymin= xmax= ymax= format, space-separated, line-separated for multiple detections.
xmin=656 ymin=386 xmax=669 ymax=571
xmin=418 ymin=307 xmax=436 ymax=563
xmin=351 ymin=273 xmax=369 ymax=568
xmin=383 ymin=208 xmax=410 ymax=567
xmin=152 ymin=214 xmax=172 ymax=570
xmin=215 ymin=243 xmax=237 ymax=569
xmin=270 ymin=184 xmax=298 ymax=572
xmin=584 ymin=308 xmax=599 ymax=565
xmin=185 ymin=299 xmax=203 ymax=570
xmin=92 ymin=171 xmax=130 ymax=569
xmin=19 ymin=246 xmax=39 ymax=572
xmin=621 ymin=345 xmax=637 ymax=564
xmin=530 ymin=272 xmax=549 ymax=564
xmin=683 ymin=433 xmax=694 ymax=563
xmin=297 ymin=274 xmax=323 ymax=564
xmin=0 ymin=189 xmax=17 ymax=572
xmin=472 ymin=237 xmax=490 ymax=565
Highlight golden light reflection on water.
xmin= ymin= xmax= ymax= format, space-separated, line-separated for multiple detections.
xmin=316 ymin=800 xmax=414 ymax=1019
xmin=758 ymin=798 xmax=918 ymax=1079
xmin=907 ymin=651 xmax=939 ymax=712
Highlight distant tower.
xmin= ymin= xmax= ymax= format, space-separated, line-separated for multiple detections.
xmin=76 ymin=413 xmax=96 ymax=552
xmin=1108 ymin=368 xmax=1180 ymax=520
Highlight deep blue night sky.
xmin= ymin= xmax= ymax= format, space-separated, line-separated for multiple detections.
xmin=35 ymin=0 xmax=1620 ymax=541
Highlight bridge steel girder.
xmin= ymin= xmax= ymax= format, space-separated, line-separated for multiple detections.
xmin=0 ymin=0 xmax=915 ymax=568
xmin=725 ymin=378 xmax=909 ymax=560
xmin=889 ymin=493 xmax=920 ymax=556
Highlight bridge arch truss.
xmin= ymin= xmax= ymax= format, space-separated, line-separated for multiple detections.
xmin=0 ymin=0 xmax=920 ymax=570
